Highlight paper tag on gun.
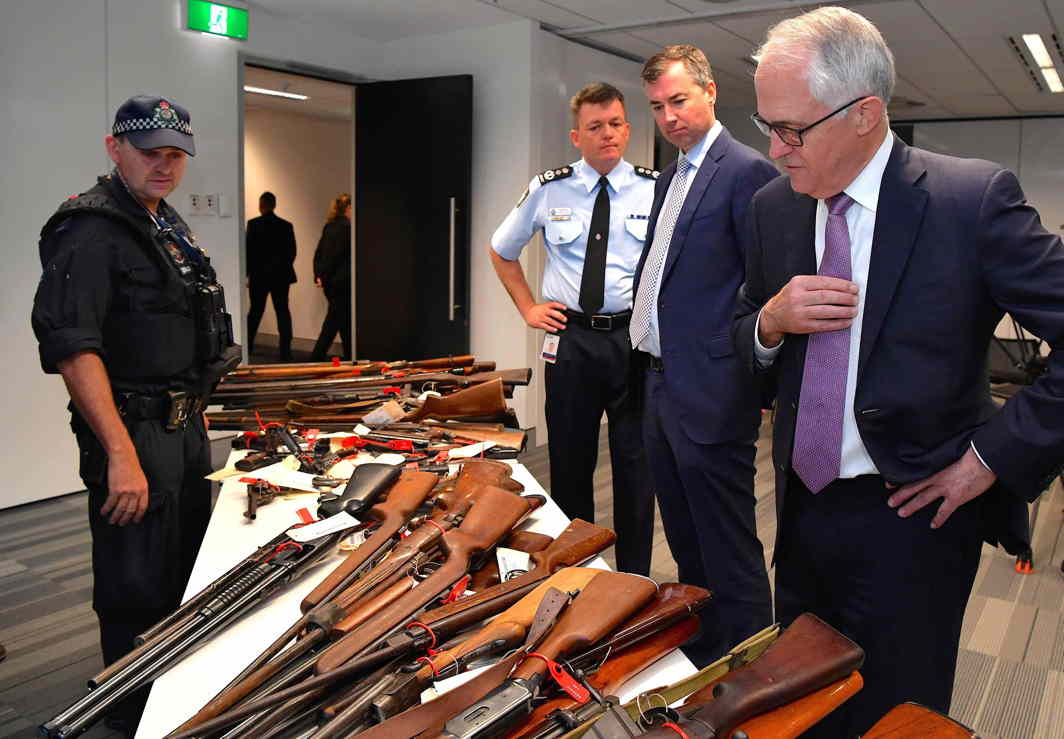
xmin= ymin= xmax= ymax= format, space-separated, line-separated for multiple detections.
xmin=362 ymin=400 xmax=406 ymax=427
xmin=448 ymin=441 xmax=496 ymax=459
xmin=287 ymin=511 xmax=361 ymax=543
xmin=422 ymin=663 xmax=493 ymax=703
xmin=496 ymin=547 xmax=531 ymax=582
xmin=541 ymin=333 xmax=560 ymax=364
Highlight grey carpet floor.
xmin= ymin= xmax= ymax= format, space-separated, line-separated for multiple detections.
xmin=2 ymin=415 xmax=1062 ymax=738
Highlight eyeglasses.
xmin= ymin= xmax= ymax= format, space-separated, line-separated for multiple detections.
xmin=750 ymin=96 xmax=867 ymax=147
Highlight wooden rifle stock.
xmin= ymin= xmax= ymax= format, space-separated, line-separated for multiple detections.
xmin=422 ymin=519 xmax=617 ymax=624
xmin=407 ymin=378 xmax=508 ymax=422
xmin=735 ymin=671 xmax=863 ymax=738
xmin=313 ymin=486 xmax=543 ymax=674
xmin=645 ymin=613 xmax=865 ymax=739
xmin=470 ymin=530 xmax=554 ymax=591
xmin=510 ymin=590 xmax=704 ymax=739
xmin=301 ymin=470 xmax=436 ymax=612
xmin=863 ymin=702 xmax=977 ymax=738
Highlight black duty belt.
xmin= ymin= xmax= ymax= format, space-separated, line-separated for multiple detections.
xmin=117 ymin=390 xmax=204 ymax=430
xmin=564 ymin=309 xmax=632 ymax=331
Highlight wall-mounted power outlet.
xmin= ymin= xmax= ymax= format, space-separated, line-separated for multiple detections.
xmin=204 ymin=193 xmax=220 ymax=216
xmin=188 ymin=193 xmax=205 ymax=216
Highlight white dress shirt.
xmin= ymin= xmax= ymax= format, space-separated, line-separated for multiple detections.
xmin=755 ymin=130 xmax=894 ymax=479
xmin=633 ymin=120 xmax=723 ymax=357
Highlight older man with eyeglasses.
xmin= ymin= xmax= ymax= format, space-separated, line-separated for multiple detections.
xmin=734 ymin=7 xmax=1064 ymax=736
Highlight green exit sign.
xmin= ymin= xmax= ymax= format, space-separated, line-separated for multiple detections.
xmin=187 ymin=0 xmax=248 ymax=40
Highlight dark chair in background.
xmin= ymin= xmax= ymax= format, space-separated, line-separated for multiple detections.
xmin=986 ymin=318 xmax=1058 ymax=573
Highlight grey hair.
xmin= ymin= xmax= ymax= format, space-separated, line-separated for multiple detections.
xmin=756 ymin=6 xmax=895 ymax=108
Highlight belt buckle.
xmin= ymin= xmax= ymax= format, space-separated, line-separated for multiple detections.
xmin=166 ymin=390 xmax=190 ymax=430
xmin=590 ymin=314 xmax=612 ymax=331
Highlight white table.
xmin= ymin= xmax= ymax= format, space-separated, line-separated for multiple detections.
xmin=137 ymin=455 xmax=695 ymax=737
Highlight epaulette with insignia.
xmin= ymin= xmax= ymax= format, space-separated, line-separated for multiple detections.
xmin=634 ymin=165 xmax=660 ymax=180
xmin=516 ymin=165 xmax=575 ymax=207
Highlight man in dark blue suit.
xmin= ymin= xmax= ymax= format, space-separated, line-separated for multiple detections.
xmin=246 ymin=191 xmax=297 ymax=360
xmin=734 ymin=7 xmax=1064 ymax=735
xmin=630 ymin=45 xmax=779 ymax=666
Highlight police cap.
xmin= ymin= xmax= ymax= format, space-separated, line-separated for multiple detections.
xmin=112 ymin=95 xmax=195 ymax=156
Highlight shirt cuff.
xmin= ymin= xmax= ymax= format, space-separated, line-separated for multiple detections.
xmin=969 ymin=441 xmax=993 ymax=473
xmin=754 ymin=310 xmax=783 ymax=366
xmin=38 ymin=330 xmax=104 ymax=374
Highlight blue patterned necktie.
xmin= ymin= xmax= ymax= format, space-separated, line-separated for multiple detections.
xmin=630 ymin=155 xmax=692 ymax=350
xmin=791 ymin=192 xmax=855 ymax=493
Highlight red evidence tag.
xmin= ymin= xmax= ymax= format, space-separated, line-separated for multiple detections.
xmin=304 ymin=429 xmax=320 ymax=445
xmin=526 ymin=653 xmax=591 ymax=704
xmin=440 ymin=575 xmax=471 ymax=604
xmin=331 ymin=356 xmax=341 ymax=367
xmin=382 ymin=386 xmax=402 ymax=396
xmin=296 ymin=507 xmax=316 ymax=525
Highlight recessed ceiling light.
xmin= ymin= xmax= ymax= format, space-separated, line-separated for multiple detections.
xmin=1023 ymin=33 xmax=1054 ymax=69
xmin=1041 ymin=66 xmax=1064 ymax=93
xmin=243 ymin=85 xmax=309 ymax=101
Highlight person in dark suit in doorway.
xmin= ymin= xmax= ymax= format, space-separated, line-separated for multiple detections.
xmin=630 ymin=45 xmax=779 ymax=666
xmin=734 ymin=7 xmax=1064 ymax=735
xmin=312 ymin=193 xmax=353 ymax=360
xmin=246 ymin=191 xmax=296 ymax=360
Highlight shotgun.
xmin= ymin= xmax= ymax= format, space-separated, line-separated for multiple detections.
xmin=635 ymin=613 xmax=864 ymax=739
xmin=170 ymin=469 xmax=438 ymax=734
xmin=406 ymin=378 xmax=509 ymax=421
xmin=862 ymin=701 xmax=977 ymax=738
xmin=470 ymin=530 xmax=554 ymax=592
xmin=734 ymin=671 xmax=863 ymax=738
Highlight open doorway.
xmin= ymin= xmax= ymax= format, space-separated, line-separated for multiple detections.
xmin=242 ymin=65 xmax=354 ymax=363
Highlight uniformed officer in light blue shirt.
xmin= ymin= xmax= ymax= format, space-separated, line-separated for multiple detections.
xmin=489 ymin=81 xmax=656 ymax=575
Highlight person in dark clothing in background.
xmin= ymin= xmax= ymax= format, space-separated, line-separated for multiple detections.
xmin=311 ymin=192 xmax=353 ymax=360
xmin=246 ymin=191 xmax=296 ymax=360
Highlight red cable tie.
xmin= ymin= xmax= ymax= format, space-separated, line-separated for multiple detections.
xmin=661 ymin=722 xmax=689 ymax=739
xmin=423 ymin=519 xmax=448 ymax=537
xmin=265 ymin=541 xmax=303 ymax=562
xmin=255 ymin=409 xmax=265 ymax=432
xmin=331 ymin=356 xmax=341 ymax=367
xmin=405 ymin=621 xmax=439 ymax=651
xmin=415 ymin=655 xmax=440 ymax=677
xmin=524 ymin=653 xmax=591 ymax=704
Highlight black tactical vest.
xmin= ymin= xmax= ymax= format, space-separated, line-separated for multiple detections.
xmin=39 ymin=174 xmax=234 ymax=381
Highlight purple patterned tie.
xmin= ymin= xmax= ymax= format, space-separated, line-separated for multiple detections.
xmin=792 ymin=193 xmax=855 ymax=493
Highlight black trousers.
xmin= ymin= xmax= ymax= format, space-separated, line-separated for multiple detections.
xmin=775 ymin=472 xmax=983 ymax=737
xmin=311 ymin=291 xmax=352 ymax=361
xmin=247 ymin=280 xmax=293 ymax=358
xmin=543 ymin=321 xmax=653 ymax=575
xmin=73 ymin=412 xmax=212 ymax=723
xmin=642 ymin=369 xmax=772 ymax=666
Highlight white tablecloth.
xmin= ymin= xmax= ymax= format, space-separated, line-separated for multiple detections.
xmin=137 ymin=455 xmax=695 ymax=737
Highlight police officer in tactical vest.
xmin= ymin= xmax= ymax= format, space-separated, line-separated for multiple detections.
xmin=31 ymin=95 xmax=239 ymax=732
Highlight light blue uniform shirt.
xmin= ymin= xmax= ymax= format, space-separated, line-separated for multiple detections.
xmin=491 ymin=158 xmax=657 ymax=314
xmin=633 ymin=121 xmax=722 ymax=357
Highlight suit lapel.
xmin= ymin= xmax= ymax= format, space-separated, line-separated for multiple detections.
xmin=857 ymin=138 xmax=928 ymax=381
xmin=658 ymin=129 xmax=730 ymax=285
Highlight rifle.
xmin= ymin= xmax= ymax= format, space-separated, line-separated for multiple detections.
xmin=313 ymin=485 xmax=546 ymax=673
xmin=862 ymin=702 xmax=977 ymax=738
xmin=634 ymin=613 xmax=864 ymax=739
xmin=170 ymin=469 xmax=438 ymax=734
xmin=166 ymin=570 xmax=579 ymax=738
xmin=226 ymin=355 xmax=479 ymax=381
xmin=509 ymin=583 xmax=711 ymax=739
xmin=213 ymin=368 xmax=532 ymax=400
xmin=40 ymin=524 xmax=353 ymax=739
xmin=421 ymin=570 xmax=659 ymax=739
xmin=314 ymin=568 xmax=607 ymax=737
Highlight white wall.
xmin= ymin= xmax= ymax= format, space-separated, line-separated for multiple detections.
xmin=243 ymin=107 xmax=352 ymax=341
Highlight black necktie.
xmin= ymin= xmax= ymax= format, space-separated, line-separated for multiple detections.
xmin=579 ymin=175 xmax=610 ymax=315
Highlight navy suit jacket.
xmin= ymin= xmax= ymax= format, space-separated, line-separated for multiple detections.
xmin=246 ymin=212 xmax=297 ymax=285
xmin=635 ymin=126 xmax=779 ymax=444
xmin=734 ymin=135 xmax=1064 ymax=551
